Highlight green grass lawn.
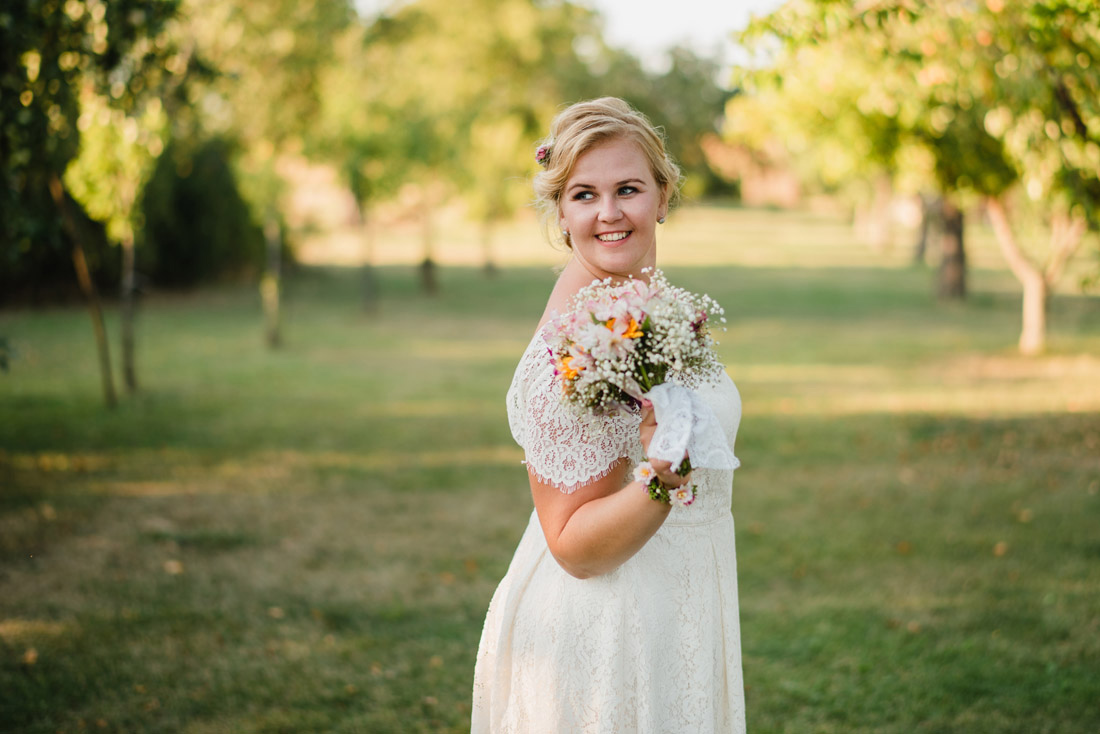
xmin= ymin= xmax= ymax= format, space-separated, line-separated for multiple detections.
xmin=2 ymin=210 xmax=1099 ymax=733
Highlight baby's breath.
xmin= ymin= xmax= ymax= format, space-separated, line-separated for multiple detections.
xmin=548 ymin=270 xmax=726 ymax=414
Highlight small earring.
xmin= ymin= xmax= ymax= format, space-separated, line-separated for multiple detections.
xmin=561 ymin=229 xmax=569 ymax=237
xmin=657 ymin=216 xmax=666 ymax=224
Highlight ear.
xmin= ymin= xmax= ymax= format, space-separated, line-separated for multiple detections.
xmin=657 ymin=184 xmax=670 ymax=221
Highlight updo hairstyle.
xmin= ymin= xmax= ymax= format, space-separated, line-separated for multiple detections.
xmin=533 ymin=97 xmax=682 ymax=246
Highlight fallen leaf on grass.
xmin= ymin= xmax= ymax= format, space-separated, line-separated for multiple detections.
xmin=163 ymin=560 xmax=184 ymax=575
xmin=22 ymin=647 xmax=37 ymax=665
xmin=993 ymin=541 xmax=1009 ymax=557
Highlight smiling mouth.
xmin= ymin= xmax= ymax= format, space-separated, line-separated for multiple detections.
xmin=596 ymin=231 xmax=631 ymax=242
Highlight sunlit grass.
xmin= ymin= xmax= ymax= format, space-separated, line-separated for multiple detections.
xmin=301 ymin=203 xmax=1097 ymax=292
xmin=1 ymin=208 xmax=1099 ymax=733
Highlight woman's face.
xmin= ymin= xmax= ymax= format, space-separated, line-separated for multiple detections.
xmin=558 ymin=136 xmax=668 ymax=282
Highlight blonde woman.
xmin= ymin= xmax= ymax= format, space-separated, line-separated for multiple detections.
xmin=473 ymin=97 xmax=745 ymax=733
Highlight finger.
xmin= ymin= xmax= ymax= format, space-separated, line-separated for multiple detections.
xmin=665 ymin=472 xmax=691 ymax=487
xmin=654 ymin=466 xmax=690 ymax=486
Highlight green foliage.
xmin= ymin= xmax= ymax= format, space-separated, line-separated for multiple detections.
xmin=182 ymin=0 xmax=355 ymax=221
xmin=0 ymin=188 xmax=119 ymax=303
xmin=64 ymin=88 xmax=168 ymax=246
xmin=0 ymin=0 xmax=181 ymax=263
xmin=313 ymin=0 xmax=733 ymax=228
xmin=730 ymin=0 xmax=1100 ymax=222
xmin=316 ymin=0 xmax=587 ymax=220
xmin=631 ymin=48 xmax=734 ymax=199
xmin=140 ymin=137 xmax=264 ymax=286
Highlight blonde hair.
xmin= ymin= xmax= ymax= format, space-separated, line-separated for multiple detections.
xmin=533 ymin=97 xmax=682 ymax=245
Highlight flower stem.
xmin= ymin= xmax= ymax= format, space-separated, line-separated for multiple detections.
xmin=637 ymin=362 xmax=655 ymax=392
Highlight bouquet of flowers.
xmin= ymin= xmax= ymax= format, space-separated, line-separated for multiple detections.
xmin=546 ymin=269 xmax=728 ymax=505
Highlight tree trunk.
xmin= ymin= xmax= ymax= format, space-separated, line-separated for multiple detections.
xmin=120 ymin=233 xmax=137 ymax=393
xmin=869 ymin=173 xmax=893 ymax=252
xmin=360 ymin=205 xmax=379 ymax=313
xmin=937 ymin=199 xmax=966 ymax=300
xmin=913 ymin=193 xmax=940 ymax=266
xmin=1019 ymin=271 xmax=1047 ymax=356
xmin=984 ymin=196 xmax=1085 ymax=356
xmin=48 ymin=174 xmax=117 ymax=408
xmin=262 ymin=214 xmax=282 ymax=349
xmin=482 ymin=219 xmax=498 ymax=278
xmin=420 ymin=205 xmax=438 ymax=295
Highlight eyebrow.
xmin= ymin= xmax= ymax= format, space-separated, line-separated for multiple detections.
xmin=567 ymin=178 xmax=647 ymax=194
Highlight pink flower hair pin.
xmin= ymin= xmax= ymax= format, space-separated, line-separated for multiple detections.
xmin=535 ymin=144 xmax=552 ymax=169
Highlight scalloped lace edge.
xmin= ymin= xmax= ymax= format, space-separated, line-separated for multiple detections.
xmin=526 ymin=456 xmax=628 ymax=495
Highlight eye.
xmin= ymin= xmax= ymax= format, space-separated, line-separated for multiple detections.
xmin=618 ymin=185 xmax=638 ymax=196
xmin=572 ymin=191 xmax=594 ymax=201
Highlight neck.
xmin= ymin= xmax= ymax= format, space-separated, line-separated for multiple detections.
xmin=566 ymin=256 xmax=654 ymax=287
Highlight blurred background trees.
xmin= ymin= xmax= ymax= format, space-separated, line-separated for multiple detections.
xmin=2 ymin=0 xmax=183 ymax=405
xmin=4 ymin=0 xmax=1097 ymax=386
xmin=726 ymin=0 xmax=1099 ymax=353
xmin=4 ymin=0 xmax=733 ymax=375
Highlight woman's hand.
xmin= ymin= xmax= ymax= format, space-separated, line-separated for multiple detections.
xmin=639 ymin=401 xmax=692 ymax=489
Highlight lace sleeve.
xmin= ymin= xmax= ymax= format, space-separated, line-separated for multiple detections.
xmin=507 ymin=335 xmax=640 ymax=494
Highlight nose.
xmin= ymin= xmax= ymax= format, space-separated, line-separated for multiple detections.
xmin=598 ymin=197 xmax=622 ymax=222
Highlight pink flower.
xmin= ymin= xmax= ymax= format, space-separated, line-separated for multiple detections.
xmin=670 ymin=485 xmax=697 ymax=507
xmin=535 ymin=145 xmax=551 ymax=167
xmin=582 ymin=319 xmax=636 ymax=361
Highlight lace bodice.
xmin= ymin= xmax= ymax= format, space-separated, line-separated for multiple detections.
xmin=506 ymin=326 xmax=742 ymax=521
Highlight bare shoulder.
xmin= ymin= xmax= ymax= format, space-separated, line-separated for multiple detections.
xmin=536 ymin=261 xmax=593 ymax=331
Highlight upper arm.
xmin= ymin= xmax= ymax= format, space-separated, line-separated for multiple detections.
xmin=529 ymin=457 xmax=629 ymax=566
xmin=514 ymin=332 xmax=640 ymax=573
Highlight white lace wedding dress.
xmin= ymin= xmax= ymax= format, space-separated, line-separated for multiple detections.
xmin=472 ymin=325 xmax=746 ymax=733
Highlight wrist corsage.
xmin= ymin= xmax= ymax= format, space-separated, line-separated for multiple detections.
xmin=633 ymin=459 xmax=696 ymax=507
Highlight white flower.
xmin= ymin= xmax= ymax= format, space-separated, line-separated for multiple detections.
xmin=633 ymin=461 xmax=658 ymax=484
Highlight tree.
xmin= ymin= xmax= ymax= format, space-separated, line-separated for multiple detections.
xmin=65 ymin=85 xmax=167 ymax=392
xmin=181 ymin=0 xmax=353 ymax=344
xmin=975 ymin=1 xmax=1100 ymax=353
xmin=727 ymin=5 xmax=981 ymax=296
xmin=315 ymin=0 xmax=605 ymax=293
xmin=731 ymin=0 xmax=1099 ymax=352
xmin=2 ymin=0 xmax=181 ymax=406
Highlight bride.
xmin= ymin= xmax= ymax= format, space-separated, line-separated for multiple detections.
xmin=472 ymin=97 xmax=746 ymax=733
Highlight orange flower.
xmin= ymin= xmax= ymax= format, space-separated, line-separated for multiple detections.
xmin=605 ymin=317 xmax=643 ymax=339
xmin=557 ymin=355 xmax=580 ymax=381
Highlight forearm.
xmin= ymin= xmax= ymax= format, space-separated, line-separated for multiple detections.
xmin=550 ymin=480 xmax=670 ymax=579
